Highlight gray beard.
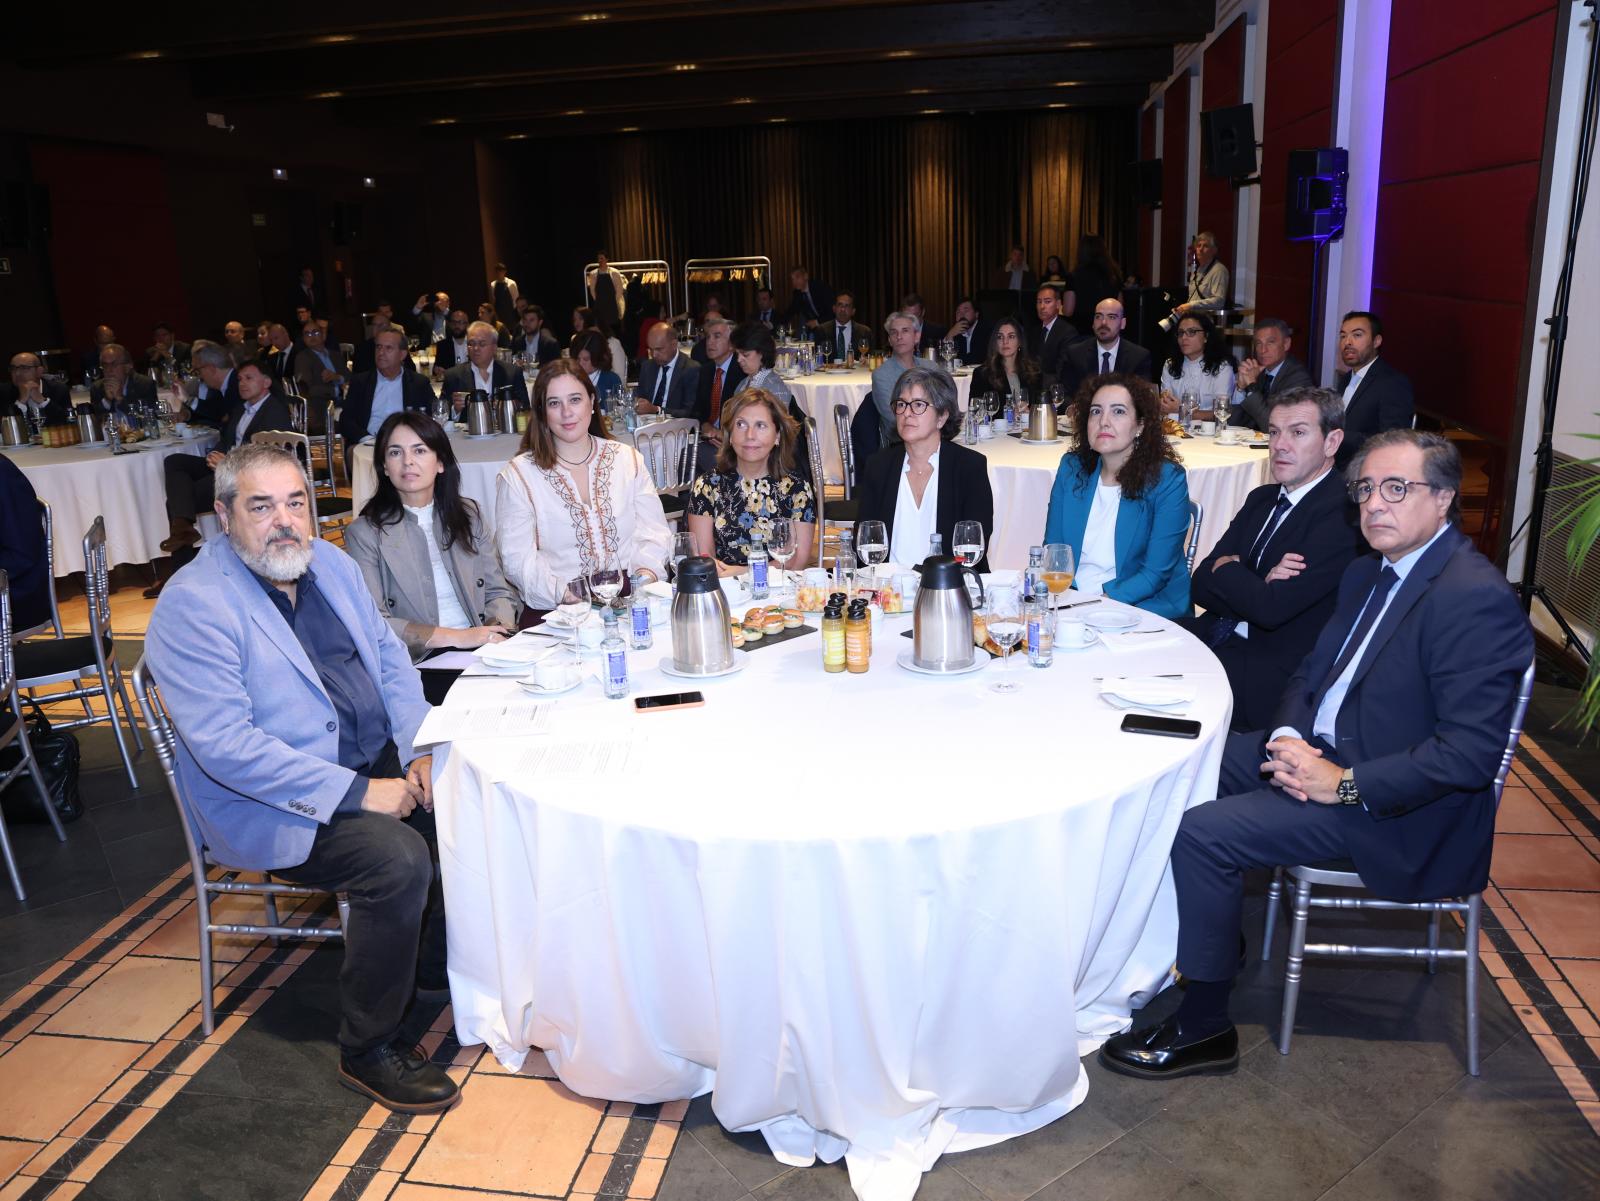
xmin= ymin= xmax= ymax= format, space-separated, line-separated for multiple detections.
xmin=231 ymin=528 xmax=313 ymax=582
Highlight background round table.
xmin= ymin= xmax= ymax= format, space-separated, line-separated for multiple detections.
xmin=435 ymin=597 xmax=1230 ymax=1201
xmin=3 ymin=431 xmax=220 ymax=576
xmin=788 ymin=368 xmax=973 ymax=485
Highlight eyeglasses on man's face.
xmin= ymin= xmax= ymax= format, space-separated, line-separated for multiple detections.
xmin=1348 ymin=478 xmax=1438 ymax=505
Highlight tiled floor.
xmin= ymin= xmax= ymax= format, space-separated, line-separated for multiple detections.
xmin=0 ymin=583 xmax=1596 ymax=1199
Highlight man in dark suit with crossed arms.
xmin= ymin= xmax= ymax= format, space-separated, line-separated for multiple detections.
xmin=1184 ymin=388 xmax=1365 ymax=731
xmin=1102 ymin=428 xmax=1532 ymax=1079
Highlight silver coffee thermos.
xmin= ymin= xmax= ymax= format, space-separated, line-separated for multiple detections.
xmin=464 ymin=390 xmax=493 ymax=436
xmin=670 ymin=556 xmax=735 ymax=675
xmin=912 ymin=555 xmax=986 ymax=671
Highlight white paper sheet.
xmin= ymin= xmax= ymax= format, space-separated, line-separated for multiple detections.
xmin=414 ymin=702 xmax=553 ymax=745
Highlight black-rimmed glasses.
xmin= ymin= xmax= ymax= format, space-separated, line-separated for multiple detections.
xmin=1348 ymin=478 xmax=1437 ymax=505
xmin=891 ymin=399 xmax=931 ymax=414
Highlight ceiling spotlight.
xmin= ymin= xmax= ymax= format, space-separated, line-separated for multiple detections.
xmin=919 ymin=108 xmax=942 ymax=115
xmin=673 ymin=63 xmax=698 ymax=72
xmin=906 ymin=88 xmax=930 ymax=95
xmin=563 ymin=109 xmax=586 ymax=116
xmin=1046 ymin=102 xmax=1066 ymax=109
xmin=505 ymin=133 xmax=529 ymax=140
xmin=577 ymin=11 xmax=609 ymax=20
xmin=430 ymin=117 xmax=458 ymax=125
xmin=768 ymin=117 xmax=787 ymax=124
xmin=315 ymin=34 xmax=355 ymax=44
xmin=311 ymin=90 xmax=343 ymax=99
xmin=362 ymin=176 xmax=376 ymax=188
xmin=621 ymin=126 xmax=639 ymax=132
xmin=272 ymin=167 xmax=288 ymax=181
xmin=886 ymin=50 xmax=915 ymax=59
xmin=731 ymin=97 xmax=754 ymax=105
xmin=129 ymin=49 xmax=163 ymax=60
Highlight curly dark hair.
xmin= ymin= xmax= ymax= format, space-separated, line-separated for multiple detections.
xmin=1163 ymin=310 xmax=1235 ymax=379
xmin=1066 ymin=373 xmax=1179 ymax=500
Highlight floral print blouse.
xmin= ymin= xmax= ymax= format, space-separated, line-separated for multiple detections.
xmin=687 ymin=470 xmax=817 ymax=565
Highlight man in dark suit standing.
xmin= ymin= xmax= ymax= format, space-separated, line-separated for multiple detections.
xmin=0 ymin=454 xmax=50 ymax=637
xmin=1061 ymin=298 xmax=1153 ymax=395
xmin=340 ymin=329 xmax=434 ymax=454
xmin=1183 ymin=388 xmax=1365 ymax=730
xmin=2 ymin=352 xmax=73 ymax=425
xmin=637 ymin=323 xmax=699 ymax=418
xmin=996 ymin=246 xmax=1037 ymax=294
xmin=1333 ymin=311 xmax=1413 ymax=469
xmin=1101 ymin=428 xmax=1532 ymax=1080
xmin=292 ymin=266 xmax=321 ymax=320
xmin=1029 ymin=283 xmax=1074 ymax=385
xmin=1229 ymin=318 xmax=1313 ymax=432
xmin=787 ymin=268 xmax=831 ymax=334
xmin=511 ymin=306 xmax=560 ymax=365
xmin=691 ymin=318 xmax=745 ymax=472
xmin=947 ymin=297 xmax=992 ymax=366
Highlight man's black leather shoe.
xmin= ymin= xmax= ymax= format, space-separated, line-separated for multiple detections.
xmin=1098 ymin=1016 xmax=1239 ymax=1080
xmin=339 ymin=1039 xmax=460 ymax=1113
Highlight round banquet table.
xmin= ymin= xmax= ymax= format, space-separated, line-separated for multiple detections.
xmin=973 ymin=432 xmax=1270 ymax=571
xmin=3 ymin=431 xmax=220 ymax=576
xmin=435 ymin=596 xmax=1231 ymax=1201
xmin=787 ymin=368 xmax=972 ymax=485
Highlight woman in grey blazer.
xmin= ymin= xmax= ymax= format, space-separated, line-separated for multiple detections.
xmin=345 ymin=411 xmax=521 ymax=661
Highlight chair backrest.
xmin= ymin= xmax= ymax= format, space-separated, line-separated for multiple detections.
xmin=131 ymin=657 xmax=208 ymax=877
xmin=284 ymin=396 xmax=308 ymax=435
xmin=803 ymin=414 xmax=826 ymax=506
xmin=0 ymin=570 xmax=13 ymax=700
xmin=248 ymin=430 xmax=322 ymax=527
xmin=1185 ymin=499 xmax=1203 ymax=572
xmin=632 ymin=418 xmax=698 ymax=493
xmin=82 ymin=516 xmax=112 ymax=642
xmin=1493 ymin=661 xmax=1539 ymax=805
xmin=16 ymin=501 xmax=64 ymax=641
xmin=318 ymin=402 xmax=341 ymax=495
xmin=850 ymin=391 xmax=883 ymax=463
xmin=832 ymin=402 xmax=856 ymax=497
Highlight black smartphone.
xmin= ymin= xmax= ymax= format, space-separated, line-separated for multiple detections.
xmin=633 ymin=692 xmax=705 ymax=713
xmin=1120 ymin=713 xmax=1201 ymax=739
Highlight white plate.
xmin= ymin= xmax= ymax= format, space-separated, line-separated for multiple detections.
xmin=1017 ymin=436 xmax=1061 ymax=446
xmin=1099 ymin=675 xmax=1197 ymax=708
xmin=517 ymin=673 xmax=583 ymax=696
xmin=895 ymin=649 xmax=987 ymax=676
xmin=659 ymin=656 xmax=746 ymax=680
xmin=1085 ymin=609 xmax=1140 ymax=631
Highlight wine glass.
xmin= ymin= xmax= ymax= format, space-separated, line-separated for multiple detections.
xmin=856 ymin=519 xmax=889 ymax=584
xmin=589 ymin=554 xmax=625 ymax=612
xmin=1041 ymin=544 xmax=1075 ymax=609
xmin=1213 ymin=391 xmax=1232 ymax=432
xmin=670 ymin=530 xmax=696 ymax=585
xmin=560 ymin=577 xmax=592 ymax=669
xmin=769 ymin=519 xmax=797 ymax=589
xmin=952 ymin=521 xmax=984 ymax=568
xmin=984 ymin=587 xmax=1024 ymax=693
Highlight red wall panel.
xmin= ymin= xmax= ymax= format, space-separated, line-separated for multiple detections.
xmin=1387 ymin=0 xmax=1555 ymax=77
xmin=1160 ymin=73 xmax=1191 ymax=283
xmin=1197 ymin=17 xmax=1246 ymax=262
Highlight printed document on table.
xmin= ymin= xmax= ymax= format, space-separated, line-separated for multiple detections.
xmin=413 ymin=702 xmax=553 ymax=745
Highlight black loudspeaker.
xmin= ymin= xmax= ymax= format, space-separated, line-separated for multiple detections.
xmin=0 ymin=182 xmax=50 ymax=249
xmin=1200 ymin=104 xmax=1257 ymax=178
xmin=1285 ymin=148 xmax=1348 ymax=241
xmin=1129 ymin=159 xmax=1162 ymax=206
xmin=331 ymin=201 xmax=362 ymax=245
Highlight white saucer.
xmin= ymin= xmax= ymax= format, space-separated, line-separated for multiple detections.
xmin=895 ymin=649 xmax=987 ymax=676
xmin=1085 ymin=609 xmax=1139 ymax=631
xmin=1017 ymin=436 xmax=1060 ymax=446
xmin=659 ymin=656 xmax=746 ymax=680
xmin=1053 ymin=631 xmax=1100 ymax=653
xmin=517 ymin=673 xmax=583 ymax=696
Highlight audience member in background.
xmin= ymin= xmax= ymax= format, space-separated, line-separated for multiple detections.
xmin=86 ymin=343 xmax=157 ymax=425
xmin=857 ymin=366 xmax=994 ymax=571
xmin=633 ymin=300 xmax=667 ymax=358
xmin=341 ymin=327 xmax=434 ymax=456
xmin=1044 ymin=374 xmax=1191 ymax=618
xmin=1229 ymin=318 xmax=1313 ymax=432
xmin=1334 ymin=310 xmax=1414 ymax=470
xmin=691 ymin=317 xmax=745 ymax=472
xmin=263 ymin=323 xmax=296 ymax=382
xmin=1159 ymin=312 xmax=1236 ymax=417
xmin=1168 ymin=231 xmax=1230 ymax=331
xmin=346 ymin=411 xmax=519 ymax=674
xmin=145 ymin=442 xmax=455 ymax=1115
xmin=901 ymin=292 xmax=947 ymax=352
xmin=970 ymin=317 xmax=1041 ymax=411
xmin=2 ymin=352 xmax=72 ymax=426
xmin=475 ymin=301 xmax=513 ymax=348
xmin=1184 ymin=388 xmax=1365 ymax=730
xmin=495 ymin=361 xmax=671 ymax=609
xmin=731 ymin=321 xmax=795 ymax=409
xmin=1031 ymin=283 xmax=1074 ymax=385
xmin=787 ymin=267 xmax=831 ymax=333
xmin=82 ymin=324 xmax=117 ymax=379
xmin=159 ymin=358 xmax=294 ymax=553
xmin=872 ymin=311 xmax=923 ymax=443
xmin=293 ymin=320 xmax=350 ymax=429
xmin=572 ymin=330 xmax=622 ymax=398
xmin=1102 ymin=430 xmax=1531 ymax=1082
xmin=997 ymin=246 xmax=1036 ymax=293
xmin=586 ymin=251 xmax=627 ymax=333
xmin=292 ymin=265 xmax=321 ymax=317
xmin=222 ymin=321 xmax=251 ymax=366
xmin=512 ymin=305 xmax=560 ymax=365
xmin=817 ymin=292 xmax=871 ymax=363
xmin=1063 ymin=297 xmax=1154 ymax=395
xmin=181 ymin=341 xmax=239 ymax=426
xmin=294 ymin=304 xmax=314 ymax=332
xmin=441 ymin=322 xmax=519 ymax=417
xmin=489 ymin=262 xmax=520 ymax=327
xmin=753 ymin=287 xmax=778 ymax=328
xmin=255 ymin=320 xmax=273 ymax=352
xmin=687 ymin=388 xmax=815 ymax=575
xmin=353 ymin=307 xmax=415 ymax=376
xmin=948 ymin=297 xmax=992 ymax=366
xmin=146 ymin=323 xmax=192 ymax=375
xmin=636 ymin=322 xmax=698 ymax=418
xmin=572 ymin=306 xmax=628 ymax=383
xmin=1070 ymin=234 xmax=1123 ymax=337
xmin=1040 ymin=256 xmax=1077 ymax=320
xmin=411 ymin=291 xmax=451 ymax=344
xmin=430 ymin=310 xmax=472 ymax=372
xmin=0 ymin=454 xmax=50 ymax=636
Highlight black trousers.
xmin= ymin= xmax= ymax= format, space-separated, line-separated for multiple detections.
xmin=1171 ymin=730 xmax=1352 ymax=982
xmin=163 ymin=453 xmax=215 ymax=523
xmin=273 ymin=745 xmax=447 ymax=1053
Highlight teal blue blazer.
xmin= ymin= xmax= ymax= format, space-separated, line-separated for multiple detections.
xmin=1042 ymin=456 xmax=1191 ymax=618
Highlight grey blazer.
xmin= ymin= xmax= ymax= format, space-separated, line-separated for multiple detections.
xmin=344 ymin=505 xmax=520 ymax=658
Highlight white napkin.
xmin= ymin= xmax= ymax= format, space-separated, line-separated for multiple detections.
xmin=1099 ymin=675 xmax=1196 ymax=707
xmin=1097 ymin=629 xmax=1183 ymax=655
xmin=474 ymin=637 xmax=563 ymax=668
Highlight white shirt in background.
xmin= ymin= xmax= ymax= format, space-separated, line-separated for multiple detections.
xmin=1074 ymin=480 xmax=1122 ymax=595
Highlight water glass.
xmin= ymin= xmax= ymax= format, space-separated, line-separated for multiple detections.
xmin=855 ymin=519 xmax=888 ymax=582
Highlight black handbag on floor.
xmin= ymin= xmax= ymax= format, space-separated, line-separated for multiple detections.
xmin=0 ymin=703 xmax=84 ymax=824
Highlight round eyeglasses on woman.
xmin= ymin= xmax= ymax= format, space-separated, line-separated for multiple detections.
xmin=1348 ymin=478 xmax=1439 ymax=505
xmin=891 ymin=398 xmax=932 ymax=414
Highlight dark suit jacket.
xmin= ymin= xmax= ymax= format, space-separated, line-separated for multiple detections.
xmin=969 ymin=362 xmax=1041 ymax=404
xmin=0 ymin=381 xmax=73 ymax=426
xmin=787 ymin=283 xmax=831 ymax=325
xmin=440 ymin=362 xmax=520 ymax=411
xmin=1269 ymin=524 xmax=1532 ymax=901
xmin=145 ymin=341 xmax=192 ymax=371
xmin=190 ymin=371 xmax=241 ymax=427
xmin=262 ymin=346 xmax=295 ymax=382
xmin=511 ymin=329 xmax=561 ymax=365
xmin=219 ymin=393 xmax=295 ymax=453
xmin=916 ymin=322 xmax=950 ymax=353
xmin=291 ymin=283 xmax=320 ymax=318
xmin=854 ymin=440 xmax=995 ymax=573
xmin=1029 ymin=319 xmax=1075 ymax=384
xmin=1061 ymin=338 xmax=1155 ymax=395
xmin=87 ymin=373 xmax=158 ymax=415
xmin=1334 ymin=356 xmax=1414 ymax=469
xmin=0 ymin=455 xmax=50 ymax=635
xmin=813 ymin=321 xmax=873 ymax=357
xmin=1184 ymin=470 xmax=1364 ymax=730
xmin=351 ymin=337 xmax=418 ymax=376
xmin=339 ymin=370 xmax=435 ymax=448
xmin=432 ymin=336 xmax=470 ymax=373
xmin=996 ymin=268 xmax=1038 ymax=293
xmin=692 ymin=356 xmax=746 ymax=425
xmin=638 ymin=353 xmax=700 ymax=418
xmin=951 ymin=320 xmax=993 ymax=366
xmin=1232 ymin=355 xmax=1315 ymax=431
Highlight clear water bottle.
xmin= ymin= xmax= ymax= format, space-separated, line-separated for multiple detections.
xmin=749 ymin=539 xmax=770 ymax=599
xmin=1026 ymin=589 xmax=1054 ymax=668
xmin=833 ymin=529 xmax=857 ymax=595
xmin=601 ymin=611 xmax=629 ymax=699
xmin=628 ymin=571 xmax=653 ymax=650
xmin=107 ymin=419 xmax=123 ymax=454
xmin=1023 ymin=545 xmax=1044 ymax=600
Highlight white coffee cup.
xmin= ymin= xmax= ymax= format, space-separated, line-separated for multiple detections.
xmin=1192 ymin=419 xmax=1216 ymax=437
xmin=648 ymin=595 xmax=671 ymax=626
xmin=576 ymin=617 xmax=605 ymax=648
xmin=532 ymin=660 xmax=577 ymax=689
xmin=1216 ymin=426 xmax=1239 ymax=445
xmin=1059 ymin=618 xmax=1093 ymax=647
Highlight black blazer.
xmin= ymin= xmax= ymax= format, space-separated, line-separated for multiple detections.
xmin=1061 ymin=338 xmax=1155 ymax=395
xmin=1334 ymin=357 xmax=1414 ymax=469
xmin=950 ymin=320 xmax=993 ymax=366
xmin=1029 ymin=319 xmax=1075 ymax=384
xmin=440 ymin=362 xmax=521 ymax=411
xmin=262 ymin=346 xmax=296 ymax=382
xmin=813 ymin=320 xmax=874 ymax=356
xmin=855 ymin=440 xmax=995 ymax=573
xmin=351 ymin=337 xmax=418 ymax=377
xmin=1231 ymin=355 xmax=1315 ymax=431
xmin=433 ymin=336 xmax=470 ymax=372
xmin=87 ymin=373 xmax=157 ymax=414
xmin=787 ymin=282 xmax=831 ymax=325
xmin=0 ymin=456 xmax=50 ymax=635
xmin=218 ymin=393 xmax=295 ymax=453
xmin=511 ymin=329 xmax=561 ymax=365
xmin=692 ymin=357 xmax=746 ymax=425
xmin=0 ymin=381 xmax=74 ymax=426
xmin=189 ymin=371 xmax=240 ymax=427
xmin=1268 ymin=525 xmax=1532 ymax=901
xmin=638 ymin=353 xmax=700 ymax=418
xmin=145 ymin=341 xmax=192 ymax=371
xmin=1183 ymin=470 xmax=1365 ymax=730
xmin=339 ymin=370 xmax=435 ymax=448
xmin=969 ymin=362 xmax=1041 ymax=404
xmin=916 ymin=322 xmax=950 ymax=353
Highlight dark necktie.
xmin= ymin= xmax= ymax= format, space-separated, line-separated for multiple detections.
xmin=652 ymin=364 xmax=668 ymax=407
xmin=1101 ymin=350 xmax=1111 ymax=375
xmin=1316 ymin=566 xmax=1400 ymax=700
xmin=1248 ymin=494 xmax=1294 ymax=569
xmin=1262 ymin=367 xmax=1276 ymax=396
xmin=709 ymin=364 xmax=725 ymax=425
xmin=835 ymin=325 xmax=846 ymax=360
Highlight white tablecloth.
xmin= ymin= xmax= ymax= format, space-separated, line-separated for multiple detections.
xmin=789 ymin=369 xmax=973 ymax=485
xmin=3 ymin=433 xmax=220 ymax=576
xmin=973 ymin=434 xmax=1270 ymax=571
xmin=436 ymin=599 xmax=1230 ymax=1201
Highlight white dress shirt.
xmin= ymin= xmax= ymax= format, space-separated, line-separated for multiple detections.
xmin=470 ymin=363 xmax=495 ymax=394
xmin=404 ymin=501 xmax=473 ymax=629
xmin=233 ymin=395 xmax=268 ymax=442
xmin=1340 ymin=359 xmax=1375 ymax=411
xmin=367 ymin=371 xmax=405 ymax=439
xmin=1160 ymin=357 xmax=1235 ymax=405
xmin=889 ymin=451 xmax=940 ymax=567
xmin=1095 ymin=339 xmax=1122 ymax=375
xmin=1233 ymin=466 xmax=1332 ymax=640
xmin=1075 ymin=480 xmax=1122 ymax=595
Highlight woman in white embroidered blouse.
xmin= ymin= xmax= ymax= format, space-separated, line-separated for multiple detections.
xmin=495 ymin=360 xmax=672 ymax=609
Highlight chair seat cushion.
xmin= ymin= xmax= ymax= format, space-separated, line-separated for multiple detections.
xmin=17 ymin=633 xmax=114 ymax=682
xmin=317 ymin=497 xmax=354 ymax=517
xmin=659 ymin=492 xmax=688 ymax=515
xmin=824 ymin=497 xmax=859 ymax=523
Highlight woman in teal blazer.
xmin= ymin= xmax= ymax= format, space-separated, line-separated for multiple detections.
xmin=1043 ymin=373 xmax=1191 ymax=618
